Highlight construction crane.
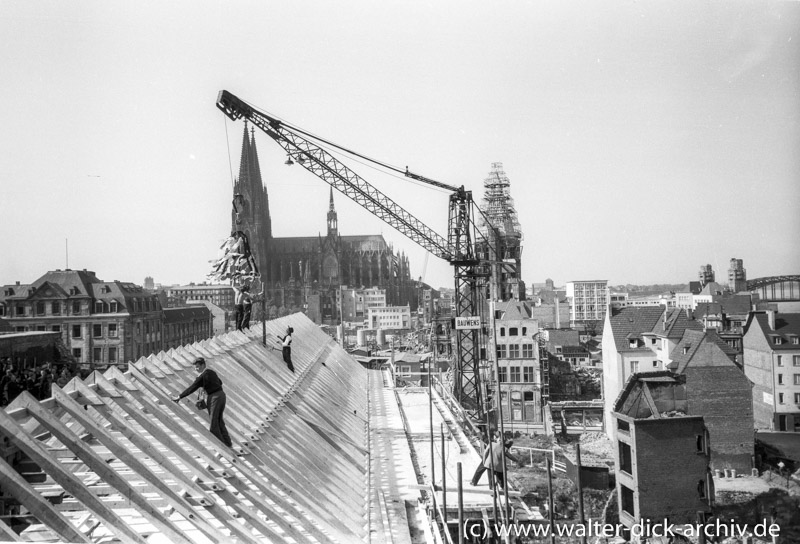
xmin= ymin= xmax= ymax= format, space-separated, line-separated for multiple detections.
xmin=216 ymin=90 xmax=490 ymax=417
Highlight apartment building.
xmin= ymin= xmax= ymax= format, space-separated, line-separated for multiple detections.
xmin=566 ymin=280 xmax=609 ymax=327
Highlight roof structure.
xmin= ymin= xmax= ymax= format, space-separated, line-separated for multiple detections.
xmin=747 ymin=312 xmax=800 ymax=351
xmin=0 ymin=313 xmax=510 ymax=543
xmin=667 ymin=329 xmax=738 ymax=374
xmin=608 ymin=306 xmax=664 ymax=353
xmin=612 ymin=371 xmax=692 ymax=420
xmin=647 ymin=308 xmax=702 ymax=340
xmin=0 ymin=315 xmax=370 ymax=543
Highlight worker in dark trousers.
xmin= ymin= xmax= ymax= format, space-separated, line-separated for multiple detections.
xmin=172 ymin=357 xmax=233 ymax=447
xmin=241 ymin=288 xmax=253 ymax=329
xmin=485 ymin=440 xmax=521 ymax=490
xmin=233 ymin=285 xmax=248 ymax=331
xmin=277 ymin=326 xmax=295 ymax=373
xmin=471 ymin=431 xmax=500 ymax=486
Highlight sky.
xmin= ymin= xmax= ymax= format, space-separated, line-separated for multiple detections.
xmin=1 ymin=1 xmax=798 ymax=291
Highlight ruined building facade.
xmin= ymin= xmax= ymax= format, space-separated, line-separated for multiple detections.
xmin=231 ymin=125 xmax=416 ymax=324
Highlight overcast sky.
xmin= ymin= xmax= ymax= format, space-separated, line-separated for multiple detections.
xmin=1 ymin=1 xmax=798 ymax=291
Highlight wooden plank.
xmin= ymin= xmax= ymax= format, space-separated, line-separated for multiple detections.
xmin=16 ymin=394 xmax=194 ymax=544
xmin=48 ymin=384 xmax=230 ymax=544
xmin=0 ymin=394 xmax=148 ymax=544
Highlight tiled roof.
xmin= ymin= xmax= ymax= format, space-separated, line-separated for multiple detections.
xmin=750 ymin=312 xmax=800 ymax=351
xmin=608 ymin=306 xmax=664 ymax=353
xmin=695 ymin=295 xmax=752 ymax=317
xmin=668 ymin=329 xmax=738 ymax=373
xmin=495 ymin=300 xmax=532 ymax=320
xmin=648 ymin=308 xmax=702 ymax=339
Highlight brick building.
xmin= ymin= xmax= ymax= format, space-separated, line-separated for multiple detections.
xmin=668 ymin=329 xmax=754 ymax=472
xmin=613 ymin=372 xmax=713 ymax=533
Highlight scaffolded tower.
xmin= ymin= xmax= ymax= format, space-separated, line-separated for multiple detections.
xmin=477 ymin=162 xmax=524 ymax=301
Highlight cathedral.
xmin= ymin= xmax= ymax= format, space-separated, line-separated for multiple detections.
xmin=231 ymin=124 xmax=416 ymax=324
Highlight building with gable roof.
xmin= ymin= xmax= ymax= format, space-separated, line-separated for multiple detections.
xmin=0 ymin=269 xmax=209 ymax=368
xmin=601 ymin=306 xmax=665 ymax=438
xmin=612 ymin=372 xmax=713 ymax=532
xmin=231 ymin=124 xmax=416 ymax=325
xmin=668 ymin=329 xmax=753 ymax=471
xmin=489 ymin=300 xmax=546 ymax=430
xmin=640 ymin=307 xmax=703 ymax=370
xmin=743 ymin=310 xmax=800 ymax=432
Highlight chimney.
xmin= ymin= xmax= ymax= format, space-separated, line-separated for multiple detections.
xmin=766 ymin=310 xmax=777 ymax=331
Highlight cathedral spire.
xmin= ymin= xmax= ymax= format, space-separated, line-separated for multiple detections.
xmin=327 ymin=187 xmax=338 ymax=238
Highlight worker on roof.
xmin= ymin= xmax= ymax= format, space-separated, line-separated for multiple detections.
xmin=172 ymin=357 xmax=233 ymax=448
xmin=484 ymin=439 xmax=521 ymax=490
xmin=233 ymin=284 xmax=249 ymax=331
xmin=470 ymin=430 xmax=500 ymax=486
xmin=277 ymin=326 xmax=295 ymax=373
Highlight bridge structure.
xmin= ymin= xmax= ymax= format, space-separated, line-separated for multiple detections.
xmin=747 ymin=275 xmax=800 ymax=302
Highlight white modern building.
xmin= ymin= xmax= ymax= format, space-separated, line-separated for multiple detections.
xmin=566 ymin=280 xmax=609 ymax=327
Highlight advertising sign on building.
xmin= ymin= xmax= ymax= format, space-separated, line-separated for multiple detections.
xmin=455 ymin=316 xmax=481 ymax=330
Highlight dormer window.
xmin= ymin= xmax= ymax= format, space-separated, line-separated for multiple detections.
xmin=110 ymin=301 xmax=118 ymax=313
xmin=4 ymin=288 xmax=13 ymax=296
xmin=629 ymin=339 xmax=638 ymax=348
xmin=683 ymin=345 xmax=691 ymax=355
xmin=774 ymin=336 xmax=783 ymax=345
xmin=69 ymin=287 xmax=80 ymax=296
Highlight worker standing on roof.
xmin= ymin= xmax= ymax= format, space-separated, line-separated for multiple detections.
xmin=172 ymin=358 xmax=233 ymax=448
xmin=485 ymin=439 xmax=521 ymax=490
xmin=241 ymin=288 xmax=253 ymax=329
xmin=233 ymin=284 xmax=249 ymax=331
xmin=277 ymin=327 xmax=295 ymax=373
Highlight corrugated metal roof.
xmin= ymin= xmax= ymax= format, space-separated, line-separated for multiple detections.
xmin=0 ymin=314 xmax=370 ymax=543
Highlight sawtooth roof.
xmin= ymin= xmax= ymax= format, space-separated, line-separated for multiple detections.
xmin=0 ymin=315 xmax=371 ymax=543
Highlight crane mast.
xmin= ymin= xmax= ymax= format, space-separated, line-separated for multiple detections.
xmin=216 ymin=90 xmax=486 ymax=417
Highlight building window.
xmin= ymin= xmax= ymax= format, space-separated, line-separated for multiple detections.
xmin=794 ymin=356 xmax=800 ymax=367
xmin=498 ymin=367 xmax=507 ymax=382
xmin=651 ymin=338 xmax=657 ymax=345
xmin=496 ymin=345 xmax=507 ymax=359
xmin=523 ymin=367 xmax=535 ymax=382
xmin=36 ymin=302 xmax=45 ymax=315
xmin=93 ymin=324 xmax=102 ymax=338
xmin=697 ymin=479 xmax=707 ymax=499
xmin=774 ymin=337 xmax=783 ymax=345
xmin=109 ymin=323 xmax=118 ymax=337
xmin=16 ymin=305 xmax=24 ymax=316
xmin=777 ymin=355 xmax=783 ymax=366
xmin=794 ymin=374 xmax=800 ymax=386
xmin=630 ymin=360 xmax=639 ymax=374
xmin=499 ymin=327 xmax=505 ymax=337
xmin=398 ymin=365 xmax=410 ymax=378
xmin=93 ymin=347 xmax=102 ymax=362
xmin=522 ymin=327 xmax=527 ymax=335
xmin=522 ymin=344 xmax=533 ymax=358
xmin=653 ymin=361 xmax=659 ymax=368
xmin=110 ymin=301 xmax=118 ymax=312
xmin=36 ymin=325 xmax=46 ymax=331
xmin=72 ymin=301 xmax=81 ymax=314
xmin=778 ymin=393 xmax=784 ymax=404
xmin=509 ymin=327 xmax=518 ymax=336
xmin=510 ymin=366 xmax=521 ymax=382
xmin=52 ymin=301 xmax=61 ymax=315
xmin=509 ymin=344 xmax=520 ymax=359
xmin=795 ymin=393 xmax=800 ymax=405
xmin=72 ymin=348 xmax=82 ymax=359
xmin=51 ymin=325 xmax=61 ymax=332
xmin=696 ymin=433 xmax=708 ymax=453
xmin=72 ymin=325 xmax=82 ymax=338
xmin=619 ymin=442 xmax=632 ymax=474
xmin=109 ymin=347 xmax=117 ymax=364
xmin=618 ymin=419 xmax=630 ymax=433
xmin=778 ymin=374 xmax=784 ymax=385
